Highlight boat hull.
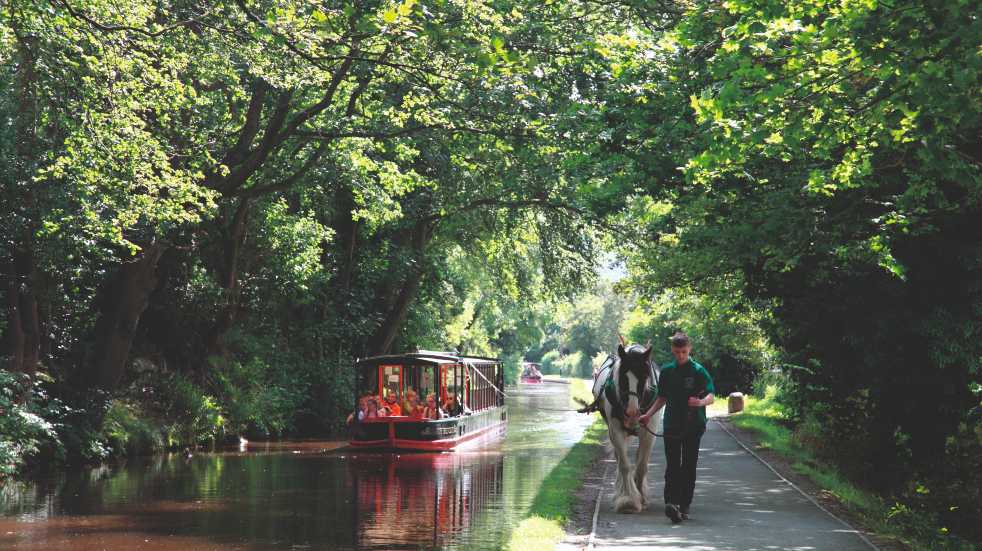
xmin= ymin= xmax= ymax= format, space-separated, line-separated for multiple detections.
xmin=349 ymin=406 xmax=507 ymax=451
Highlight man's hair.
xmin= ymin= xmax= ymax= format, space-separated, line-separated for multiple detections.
xmin=670 ymin=331 xmax=690 ymax=348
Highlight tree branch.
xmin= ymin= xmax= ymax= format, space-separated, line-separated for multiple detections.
xmin=234 ymin=141 xmax=328 ymax=199
xmin=53 ymin=0 xmax=214 ymax=38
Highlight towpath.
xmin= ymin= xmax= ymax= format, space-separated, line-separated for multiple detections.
xmin=583 ymin=419 xmax=878 ymax=551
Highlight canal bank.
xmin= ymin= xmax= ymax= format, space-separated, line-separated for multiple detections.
xmin=503 ymin=378 xmax=608 ymax=551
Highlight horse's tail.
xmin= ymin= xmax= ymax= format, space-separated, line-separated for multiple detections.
xmin=574 ymin=397 xmax=595 ymax=412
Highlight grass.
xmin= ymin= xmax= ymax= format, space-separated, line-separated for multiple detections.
xmin=728 ymin=388 xmax=944 ymax=550
xmin=505 ymin=377 xmax=606 ymax=551
xmin=730 ymin=390 xmax=875 ymax=505
xmin=568 ymin=377 xmax=594 ymax=407
xmin=706 ymin=396 xmax=729 ymax=417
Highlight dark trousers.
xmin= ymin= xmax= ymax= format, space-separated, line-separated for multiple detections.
xmin=663 ymin=430 xmax=703 ymax=508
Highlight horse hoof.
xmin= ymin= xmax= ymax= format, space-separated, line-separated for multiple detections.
xmin=614 ymin=496 xmax=643 ymax=514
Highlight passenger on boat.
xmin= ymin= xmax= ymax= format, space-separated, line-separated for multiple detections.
xmin=383 ymin=392 xmax=403 ymax=416
xmin=364 ymin=397 xmax=382 ymax=418
xmin=406 ymin=392 xmax=425 ymax=419
xmin=402 ymin=388 xmax=418 ymax=414
xmin=346 ymin=394 xmax=370 ymax=425
xmin=423 ymin=394 xmax=443 ymax=419
xmin=443 ymin=393 xmax=464 ymax=417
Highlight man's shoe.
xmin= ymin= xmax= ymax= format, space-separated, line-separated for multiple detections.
xmin=679 ymin=505 xmax=689 ymax=520
xmin=664 ymin=503 xmax=682 ymax=524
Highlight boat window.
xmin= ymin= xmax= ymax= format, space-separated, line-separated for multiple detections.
xmin=409 ymin=365 xmax=436 ymax=404
xmin=379 ymin=365 xmax=402 ymax=401
xmin=440 ymin=364 xmax=465 ymax=407
xmin=357 ymin=365 xmax=379 ymax=398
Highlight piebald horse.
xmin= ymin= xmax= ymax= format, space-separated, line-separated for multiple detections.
xmin=587 ymin=340 xmax=661 ymax=513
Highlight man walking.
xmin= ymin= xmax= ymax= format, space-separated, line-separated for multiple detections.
xmin=639 ymin=331 xmax=715 ymax=523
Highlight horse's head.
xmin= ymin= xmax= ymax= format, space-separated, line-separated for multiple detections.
xmin=617 ymin=342 xmax=653 ymax=419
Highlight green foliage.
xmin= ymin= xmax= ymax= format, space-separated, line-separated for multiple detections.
xmin=622 ymin=287 xmax=773 ymax=395
xmin=254 ymin=199 xmax=333 ymax=300
xmin=0 ymin=371 xmax=64 ymax=476
xmin=540 ymin=350 xmax=562 ymax=375
xmin=735 ymin=382 xmax=977 ymax=549
xmin=158 ymin=374 xmax=226 ymax=447
xmin=208 ymin=356 xmax=301 ymax=438
xmin=524 ymin=280 xmax=631 ymax=376
xmin=102 ymin=400 xmax=165 ymax=456
xmin=546 ymin=351 xmax=594 ymax=379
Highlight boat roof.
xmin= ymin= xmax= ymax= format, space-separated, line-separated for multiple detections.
xmin=356 ymin=350 xmax=501 ymax=367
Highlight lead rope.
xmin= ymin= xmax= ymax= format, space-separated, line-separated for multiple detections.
xmin=633 ymin=365 xmax=668 ymax=438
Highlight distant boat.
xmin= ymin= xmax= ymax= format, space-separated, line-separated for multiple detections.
xmin=520 ymin=362 xmax=543 ymax=384
xmin=348 ymin=351 xmax=507 ymax=451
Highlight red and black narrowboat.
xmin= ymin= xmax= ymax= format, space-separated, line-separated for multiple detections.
xmin=349 ymin=351 xmax=507 ymax=451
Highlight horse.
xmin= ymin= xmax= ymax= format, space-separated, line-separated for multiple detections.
xmin=582 ymin=340 xmax=662 ymax=513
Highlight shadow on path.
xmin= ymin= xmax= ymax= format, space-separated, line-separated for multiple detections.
xmin=591 ymin=420 xmax=875 ymax=551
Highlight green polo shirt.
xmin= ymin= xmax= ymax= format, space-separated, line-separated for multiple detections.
xmin=657 ymin=358 xmax=715 ymax=436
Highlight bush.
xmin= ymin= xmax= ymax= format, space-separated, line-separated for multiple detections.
xmin=550 ymin=351 xmax=593 ymax=378
xmin=208 ymin=356 xmax=301 ymax=438
xmin=493 ymin=351 xmax=521 ymax=386
xmin=160 ymin=373 xmax=226 ymax=446
xmin=755 ymin=374 xmax=982 ymax=547
xmin=102 ymin=400 xmax=165 ymax=455
xmin=0 ymin=370 xmax=65 ymax=476
xmin=540 ymin=350 xmax=561 ymax=374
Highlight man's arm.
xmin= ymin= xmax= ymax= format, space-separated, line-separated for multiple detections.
xmin=688 ymin=394 xmax=714 ymax=407
xmin=639 ymin=396 xmax=667 ymax=426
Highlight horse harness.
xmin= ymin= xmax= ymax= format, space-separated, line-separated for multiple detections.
xmin=582 ymin=355 xmax=659 ymax=436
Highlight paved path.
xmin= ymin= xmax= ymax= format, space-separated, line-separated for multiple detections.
xmin=590 ymin=420 xmax=876 ymax=551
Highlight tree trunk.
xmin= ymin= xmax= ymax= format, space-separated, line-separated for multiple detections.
xmin=367 ymin=222 xmax=432 ymax=355
xmin=332 ymin=186 xmax=360 ymax=293
xmin=86 ymin=243 xmax=166 ymax=390
xmin=2 ymin=244 xmax=41 ymax=379
xmin=4 ymin=270 xmax=26 ymax=373
xmin=2 ymin=26 xmax=41 ymax=377
xmin=205 ymin=199 xmax=252 ymax=360
xmin=369 ymin=271 xmax=425 ymax=355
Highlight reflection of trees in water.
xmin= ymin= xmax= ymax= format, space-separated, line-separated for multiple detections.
xmin=0 ymin=476 xmax=58 ymax=519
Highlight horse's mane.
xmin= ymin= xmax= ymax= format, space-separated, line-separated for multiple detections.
xmin=616 ymin=343 xmax=656 ymax=376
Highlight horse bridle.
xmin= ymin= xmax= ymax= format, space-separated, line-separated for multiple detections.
xmin=619 ymin=361 xmax=658 ymax=408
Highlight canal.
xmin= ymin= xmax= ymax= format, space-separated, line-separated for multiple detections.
xmin=0 ymin=381 xmax=594 ymax=550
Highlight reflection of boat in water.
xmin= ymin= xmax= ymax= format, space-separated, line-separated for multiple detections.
xmin=520 ymin=362 xmax=542 ymax=384
xmin=350 ymin=452 xmax=505 ymax=549
xmin=350 ymin=352 xmax=507 ymax=451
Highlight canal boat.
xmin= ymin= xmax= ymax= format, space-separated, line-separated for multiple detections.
xmin=519 ymin=362 xmax=543 ymax=384
xmin=349 ymin=351 xmax=507 ymax=451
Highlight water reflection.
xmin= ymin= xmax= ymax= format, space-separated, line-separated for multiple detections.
xmin=351 ymin=452 xmax=504 ymax=549
xmin=0 ymin=381 xmax=592 ymax=550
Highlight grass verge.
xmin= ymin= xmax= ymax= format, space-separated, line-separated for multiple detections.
xmin=729 ymin=389 xmax=936 ymax=549
xmin=505 ymin=377 xmax=606 ymax=551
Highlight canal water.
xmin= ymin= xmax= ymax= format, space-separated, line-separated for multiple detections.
xmin=0 ymin=381 xmax=594 ymax=550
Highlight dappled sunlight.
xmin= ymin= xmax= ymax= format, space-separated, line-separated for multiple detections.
xmin=592 ymin=422 xmax=873 ymax=550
